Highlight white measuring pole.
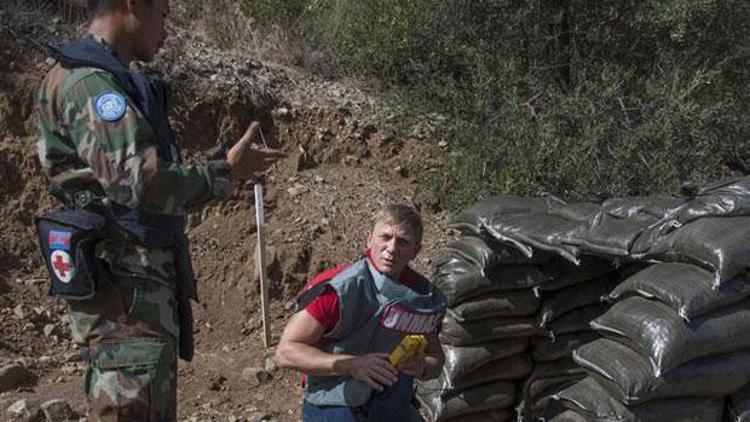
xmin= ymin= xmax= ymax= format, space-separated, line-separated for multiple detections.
xmin=254 ymin=183 xmax=271 ymax=348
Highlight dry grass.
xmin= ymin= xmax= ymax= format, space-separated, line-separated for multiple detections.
xmin=172 ymin=0 xmax=304 ymax=68
xmin=19 ymin=0 xmax=305 ymax=69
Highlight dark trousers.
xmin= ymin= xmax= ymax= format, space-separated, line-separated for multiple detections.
xmin=302 ymin=375 xmax=417 ymax=422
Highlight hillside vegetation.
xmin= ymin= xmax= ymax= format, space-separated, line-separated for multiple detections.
xmin=50 ymin=0 xmax=750 ymax=209
xmin=234 ymin=0 xmax=750 ymax=208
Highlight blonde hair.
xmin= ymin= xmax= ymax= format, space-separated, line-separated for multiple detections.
xmin=372 ymin=204 xmax=423 ymax=245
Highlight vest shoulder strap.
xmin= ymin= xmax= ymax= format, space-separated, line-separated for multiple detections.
xmin=296 ymin=263 xmax=352 ymax=310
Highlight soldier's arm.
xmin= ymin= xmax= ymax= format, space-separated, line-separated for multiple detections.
xmin=61 ymin=70 xmax=230 ymax=215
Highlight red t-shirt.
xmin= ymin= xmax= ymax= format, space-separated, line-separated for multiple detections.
xmin=304 ymin=252 xmax=420 ymax=334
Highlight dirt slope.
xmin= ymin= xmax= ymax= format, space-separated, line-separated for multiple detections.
xmin=0 ymin=3 xmax=451 ymax=420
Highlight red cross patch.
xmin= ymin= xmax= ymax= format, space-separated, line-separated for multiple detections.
xmin=50 ymin=250 xmax=74 ymax=284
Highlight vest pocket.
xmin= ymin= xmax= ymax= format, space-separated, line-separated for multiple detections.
xmin=36 ymin=208 xmax=107 ymax=300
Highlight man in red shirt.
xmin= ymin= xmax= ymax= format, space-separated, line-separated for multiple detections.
xmin=276 ymin=204 xmax=445 ymax=421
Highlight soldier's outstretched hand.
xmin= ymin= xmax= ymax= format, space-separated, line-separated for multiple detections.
xmin=227 ymin=121 xmax=286 ymax=182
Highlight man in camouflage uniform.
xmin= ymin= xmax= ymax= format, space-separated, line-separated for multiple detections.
xmin=35 ymin=0 xmax=284 ymax=419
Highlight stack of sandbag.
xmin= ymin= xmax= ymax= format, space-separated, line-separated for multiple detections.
xmin=516 ymin=357 xmax=587 ymax=418
xmin=423 ymin=197 xmax=618 ymax=421
xmin=548 ymin=261 xmax=750 ymax=421
xmin=471 ymin=195 xmax=689 ymax=420
xmin=420 ymin=179 xmax=750 ymax=421
xmin=518 ymin=255 xmax=622 ymax=417
xmin=417 ymin=197 xmax=619 ymax=421
xmin=417 ymin=233 xmax=545 ymax=422
xmin=544 ymin=180 xmax=750 ymax=419
xmin=549 ymin=377 xmax=725 ymax=421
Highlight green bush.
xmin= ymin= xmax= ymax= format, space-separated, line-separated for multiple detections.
xmin=241 ymin=0 xmax=307 ymax=25
xmin=239 ymin=0 xmax=750 ymax=210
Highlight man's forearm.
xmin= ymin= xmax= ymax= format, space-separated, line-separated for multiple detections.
xmin=276 ymin=340 xmax=354 ymax=376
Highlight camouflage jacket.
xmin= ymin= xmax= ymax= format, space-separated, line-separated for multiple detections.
xmin=36 ymin=39 xmax=230 ymax=285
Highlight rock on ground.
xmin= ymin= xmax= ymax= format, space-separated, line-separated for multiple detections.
xmin=41 ymin=399 xmax=74 ymax=421
xmin=0 ymin=360 xmax=33 ymax=392
xmin=7 ymin=399 xmax=41 ymax=422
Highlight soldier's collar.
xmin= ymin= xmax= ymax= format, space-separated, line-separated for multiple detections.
xmin=84 ymin=33 xmax=119 ymax=59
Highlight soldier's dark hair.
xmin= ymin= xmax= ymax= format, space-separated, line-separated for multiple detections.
xmin=371 ymin=204 xmax=423 ymax=245
xmin=88 ymin=0 xmax=154 ymax=17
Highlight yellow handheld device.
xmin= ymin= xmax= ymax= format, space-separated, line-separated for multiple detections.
xmin=389 ymin=334 xmax=428 ymax=367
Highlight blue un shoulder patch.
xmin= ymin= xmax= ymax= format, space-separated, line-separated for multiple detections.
xmin=93 ymin=92 xmax=127 ymax=122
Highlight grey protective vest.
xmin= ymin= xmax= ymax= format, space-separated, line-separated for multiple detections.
xmin=300 ymin=258 xmax=446 ymax=407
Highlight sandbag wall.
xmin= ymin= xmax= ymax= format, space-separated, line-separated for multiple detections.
xmin=519 ymin=254 xmax=622 ymax=418
xmin=550 ymin=263 xmax=750 ymax=420
xmin=416 ymin=211 xmax=624 ymax=420
xmin=415 ymin=235 xmax=543 ymax=422
xmin=418 ymin=179 xmax=750 ymax=422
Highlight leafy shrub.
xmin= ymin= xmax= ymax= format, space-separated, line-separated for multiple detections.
xmin=241 ymin=0 xmax=307 ymax=25
xmin=239 ymin=0 xmax=750 ymax=210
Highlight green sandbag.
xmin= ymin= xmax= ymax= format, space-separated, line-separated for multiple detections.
xmin=443 ymin=338 xmax=528 ymax=382
xmin=530 ymin=396 xmax=556 ymax=418
xmin=574 ymin=338 xmax=750 ymax=405
xmin=442 ymin=409 xmax=512 ymax=422
xmin=438 ymin=236 xmax=550 ymax=269
xmin=591 ymin=296 xmax=750 ymax=376
xmin=536 ymin=255 xmax=615 ymax=292
xmin=439 ymin=237 xmax=503 ymax=269
xmin=444 ymin=353 xmax=532 ymax=390
xmin=601 ymin=196 xmax=684 ymax=220
xmin=440 ymin=313 xmax=542 ymax=346
xmin=416 ymin=377 xmax=516 ymax=422
xmin=547 ymin=201 xmax=600 ymax=223
xmin=548 ymin=410 xmax=590 ymax=422
xmin=569 ymin=211 xmax=655 ymax=258
xmin=448 ymin=195 xmax=549 ymax=236
xmin=676 ymin=177 xmax=750 ymax=223
xmin=524 ymin=358 xmax=584 ymax=401
xmin=434 ymin=256 xmax=548 ymax=306
xmin=532 ymin=331 xmax=599 ymax=363
xmin=447 ymin=289 xmax=539 ymax=321
xmin=607 ymin=262 xmax=750 ymax=321
xmin=563 ymin=196 xmax=682 ymax=257
xmin=727 ymin=382 xmax=750 ymax=422
xmin=539 ymin=276 xmax=619 ymax=326
xmin=516 ymin=358 xmax=586 ymax=419
xmin=552 ymin=377 xmax=724 ymax=422
xmin=482 ymin=213 xmax=582 ymax=263
xmin=636 ymin=216 xmax=750 ymax=286
xmin=529 ymin=375 xmax=583 ymax=408
xmin=545 ymin=303 xmax=608 ymax=338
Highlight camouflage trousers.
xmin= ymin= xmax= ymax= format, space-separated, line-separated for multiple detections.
xmin=66 ymin=268 xmax=180 ymax=421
